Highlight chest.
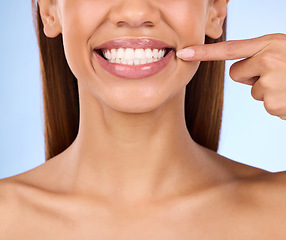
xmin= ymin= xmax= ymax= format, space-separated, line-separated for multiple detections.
xmin=7 ymin=199 xmax=283 ymax=240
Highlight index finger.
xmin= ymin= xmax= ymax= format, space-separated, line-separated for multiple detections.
xmin=176 ymin=35 xmax=272 ymax=61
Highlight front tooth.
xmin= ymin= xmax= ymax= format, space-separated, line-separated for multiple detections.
xmin=127 ymin=60 xmax=134 ymax=65
xmin=103 ymin=48 xmax=167 ymax=64
xmin=134 ymin=49 xmax=145 ymax=59
xmin=116 ymin=48 xmax=125 ymax=59
xmin=125 ymin=48 xmax=135 ymax=60
xmin=134 ymin=59 xmax=140 ymax=65
xmin=121 ymin=58 xmax=127 ymax=64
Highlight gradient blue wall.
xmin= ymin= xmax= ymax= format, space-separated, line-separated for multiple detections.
xmin=219 ymin=0 xmax=286 ymax=171
xmin=0 ymin=0 xmax=286 ymax=179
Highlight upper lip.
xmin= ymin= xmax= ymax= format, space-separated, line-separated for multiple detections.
xmin=94 ymin=38 xmax=175 ymax=50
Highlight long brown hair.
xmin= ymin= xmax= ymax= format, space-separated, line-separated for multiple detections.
xmin=32 ymin=1 xmax=226 ymax=161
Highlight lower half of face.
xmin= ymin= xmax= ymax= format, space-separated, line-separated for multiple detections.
xmin=60 ymin=0 xmax=208 ymax=114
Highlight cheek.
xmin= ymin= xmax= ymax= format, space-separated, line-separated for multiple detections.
xmin=158 ymin=0 xmax=207 ymax=86
xmin=159 ymin=0 xmax=208 ymax=47
xmin=60 ymin=0 xmax=108 ymax=81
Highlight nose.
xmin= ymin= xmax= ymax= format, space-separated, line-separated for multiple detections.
xmin=108 ymin=0 xmax=161 ymax=28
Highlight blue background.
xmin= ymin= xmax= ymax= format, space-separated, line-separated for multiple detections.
xmin=0 ymin=0 xmax=286 ymax=179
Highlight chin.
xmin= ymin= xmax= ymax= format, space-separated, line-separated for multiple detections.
xmin=103 ymin=94 xmax=168 ymax=114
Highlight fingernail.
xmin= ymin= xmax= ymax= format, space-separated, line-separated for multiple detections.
xmin=176 ymin=48 xmax=195 ymax=59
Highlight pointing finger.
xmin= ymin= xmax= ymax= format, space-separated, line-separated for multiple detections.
xmin=176 ymin=35 xmax=273 ymax=61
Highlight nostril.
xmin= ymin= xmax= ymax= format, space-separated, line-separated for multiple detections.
xmin=117 ymin=21 xmax=126 ymax=27
xmin=144 ymin=21 xmax=154 ymax=27
xmin=117 ymin=20 xmax=155 ymax=28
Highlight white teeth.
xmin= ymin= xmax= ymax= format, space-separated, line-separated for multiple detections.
xmin=145 ymin=49 xmax=153 ymax=59
xmin=111 ymin=49 xmax=117 ymax=59
xmin=153 ymin=49 xmax=159 ymax=58
xmin=134 ymin=49 xmax=145 ymax=59
xmin=125 ymin=48 xmax=135 ymax=60
xmin=116 ymin=48 xmax=125 ymax=59
xmin=102 ymin=48 xmax=167 ymax=65
xmin=134 ymin=59 xmax=140 ymax=65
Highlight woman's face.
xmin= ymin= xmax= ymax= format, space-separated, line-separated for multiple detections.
xmin=43 ymin=0 xmax=221 ymax=113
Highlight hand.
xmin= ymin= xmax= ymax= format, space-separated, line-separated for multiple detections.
xmin=176 ymin=34 xmax=286 ymax=120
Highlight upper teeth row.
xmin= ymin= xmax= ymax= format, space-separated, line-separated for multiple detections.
xmin=102 ymin=48 xmax=166 ymax=61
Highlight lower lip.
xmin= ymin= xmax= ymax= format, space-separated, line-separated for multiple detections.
xmin=94 ymin=49 xmax=175 ymax=79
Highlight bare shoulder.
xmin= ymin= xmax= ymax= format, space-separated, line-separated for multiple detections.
xmin=214 ymin=150 xmax=286 ymax=199
xmin=201 ymin=145 xmax=271 ymax=179
xmin=235 ymin=171 xmax=286 ymax=233
xmin=0 ymin=153 xmax=72 ymax=194
xmin=0 ymin=176 xmax=79 ymax=239
xmin=213 ymin=156 xmax=286 ymax=235
xmin=0 ymin=179 xmax=20 ymax=206
xmin=0 ymin=180 xmax=22 ymax=236
xmin=245 ymin=170 xmax=286 ymax=197
xmin=203 ymin=146 xmax=286 ymax=206
xmin=214 ymin=151 xmax=286 ymax=193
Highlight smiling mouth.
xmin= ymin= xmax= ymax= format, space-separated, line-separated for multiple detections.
xmin=94 ymin=48 xmax=174 ymax=65
xmin=93 ymin=38 xmax=176 ymax=79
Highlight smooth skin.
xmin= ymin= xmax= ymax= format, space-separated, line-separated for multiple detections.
xmin=177 ymin=34 xmax=286 ymax=120
xmin=1 ymin=0 xmax=286 ymax=239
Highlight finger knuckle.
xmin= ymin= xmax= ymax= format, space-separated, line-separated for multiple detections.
xmin=264 ymin=96 xmax=284 ymax=116
xmin=251 ymin=86 xmax=261 ymax=101
xmin=258 ymin=52 xmax=278 ymax=70
xmin=225 ymin=41 xmax=239 ymax=59
xmin=258 ymin=77 xmax=272 ymax=91
xmin=229 ymin=63 xmax=240 ymax=81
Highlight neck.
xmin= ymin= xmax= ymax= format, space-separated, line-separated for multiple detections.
xmin=61 ymin=87 xmax=220 ymax=202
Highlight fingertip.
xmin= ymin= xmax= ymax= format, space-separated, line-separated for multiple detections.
xmin=176 ymin=51 xmax=182 ymax=59
xmin=176 ymin=48 xmax=195 ymax=60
